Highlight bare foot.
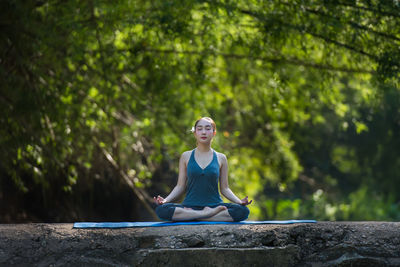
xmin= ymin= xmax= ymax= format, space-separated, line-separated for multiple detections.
xmin=200 ymin=206 xmax=227 ymax=219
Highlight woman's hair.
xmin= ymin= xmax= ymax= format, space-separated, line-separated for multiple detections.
xmin=193 ymin=117 xmax=217 ymax=133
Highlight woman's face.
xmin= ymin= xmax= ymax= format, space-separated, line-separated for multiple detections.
xmin=194 ymin=119 xmax=215 ymax=143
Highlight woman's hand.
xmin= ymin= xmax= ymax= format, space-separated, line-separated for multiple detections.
xmin=240 ymin=196 xmax=253 ymax=206
xmin=154 ymin=195 xmax=166 ymax=205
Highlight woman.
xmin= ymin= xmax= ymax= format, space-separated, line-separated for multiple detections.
xmin=154 ymin=117 xmax=252 ymax=222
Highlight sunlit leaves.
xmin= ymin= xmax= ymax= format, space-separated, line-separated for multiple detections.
xmin=2 ymin=0 xmax=400 ymax=221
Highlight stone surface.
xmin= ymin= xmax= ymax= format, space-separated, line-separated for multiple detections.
xmin=0 ymin=222 xmax=399 ymax=266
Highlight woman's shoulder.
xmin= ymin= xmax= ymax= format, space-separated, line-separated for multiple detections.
xmin=214 ymin=150 xmax=228 ymax=163
xmin=180 ymin=150 xmax=193 ymax=160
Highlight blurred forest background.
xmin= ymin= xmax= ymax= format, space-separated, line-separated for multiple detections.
xmin=1 ymin=0 xmax=400 ymax=223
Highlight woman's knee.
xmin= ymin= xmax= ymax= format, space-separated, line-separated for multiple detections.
xmin=236 ymin=205 xmax=250 ymax=221
xmin=227 ymin=204 xmax=250 ymax=222
xmin=155 ymin=203 xmax=176 ymax=221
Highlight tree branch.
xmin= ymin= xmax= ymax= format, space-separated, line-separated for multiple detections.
xmin=238 ymin=9 xmax=377 ymax=60
xmin=120 ymin=47 xmax=374 ymax=74
xmin=94 ymin=138 xmax=158 ymax=220
xmin=335 ymin=1 xmax=400 ymax=19
xmin=303 ymin=7 xmax=400 ymax=43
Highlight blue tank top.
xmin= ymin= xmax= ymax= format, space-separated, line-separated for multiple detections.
xmin=182 ymin=149 xmax=223 ymax=206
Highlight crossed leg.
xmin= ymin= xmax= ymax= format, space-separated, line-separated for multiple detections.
xmin=198 ymin=209 xmax=234 ymax=222
xmin=172 ymin=206 xmax=231 ymax=221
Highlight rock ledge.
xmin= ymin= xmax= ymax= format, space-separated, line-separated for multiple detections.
xmin=0 ymin=222 xmax=399 ymax=266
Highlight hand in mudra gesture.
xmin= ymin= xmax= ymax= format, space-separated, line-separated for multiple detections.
xmin=154 ymin=195 xmax=166 ymax=205
xmin=240 ymin=196 xmax=252 ymax=206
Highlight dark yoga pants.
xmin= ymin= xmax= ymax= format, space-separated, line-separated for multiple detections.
xmin=155 ymin=203 xmax=249 ymax=222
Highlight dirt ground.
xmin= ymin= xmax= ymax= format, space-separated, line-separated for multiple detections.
xmin=0 ymin=221 xmax=399 ymax=266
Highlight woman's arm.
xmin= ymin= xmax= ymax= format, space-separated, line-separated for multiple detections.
xmin=219 ymin=153 xmax=252 ymax=205
xmin=154 ymin=152 xmax=188 ymax=205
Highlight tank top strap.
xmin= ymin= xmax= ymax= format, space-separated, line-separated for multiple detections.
xmin=188 ymin=149 xmax=196 ymax=164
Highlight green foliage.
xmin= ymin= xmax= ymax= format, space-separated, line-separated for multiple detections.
xmin=1 ymin=0 xmax=400 ymax=221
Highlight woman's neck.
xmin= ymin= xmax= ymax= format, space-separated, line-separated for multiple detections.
xmin=196 ymin=143 xmax=212 ymax=153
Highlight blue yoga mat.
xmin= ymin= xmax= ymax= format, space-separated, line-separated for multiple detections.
xmin=73 ymin=220 xmax=316 ymax=228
